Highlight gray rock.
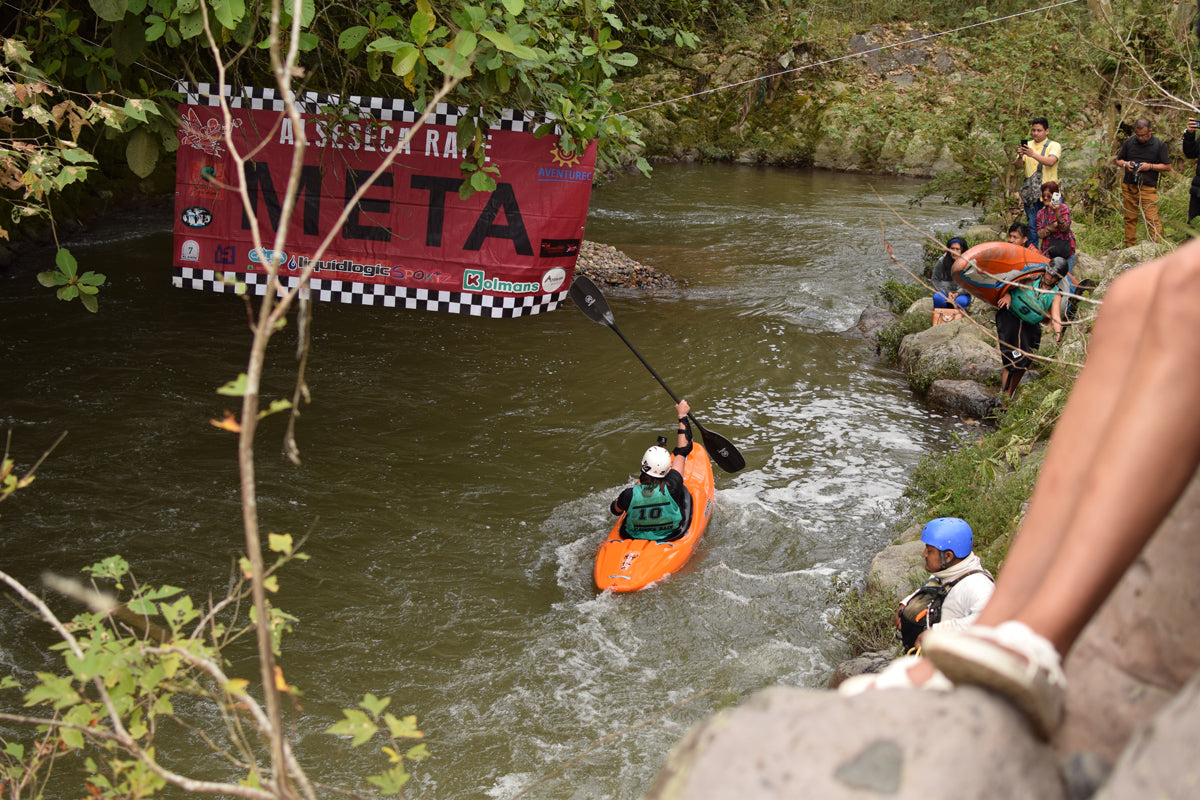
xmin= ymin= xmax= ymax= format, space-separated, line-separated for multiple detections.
xmin=845 ymin=305 xmax=897 ymax=341
xmin=1093 ymin=668 xmax=1200 ymax=800
xmin=868 ymin=539 xmax=924 ymax=603
xmin=641 ymin=686 xmax=1067 ymax=800
xmin=927 ymin=379 xmax=1002 ymax=419
xmin=1058 ymin=464 xmax=1200 ymax=762
xmin=897 ymin=315 xmax=1001 ymax=384
xmin=827 ymin=650 xmax=894 ymax=689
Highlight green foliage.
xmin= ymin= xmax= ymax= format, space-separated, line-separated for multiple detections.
xmin=36 ymin=248 xmax=106 ymax=312
xmin=876 ymin=278 xmax=926 ymax=315
xmin=0 ymin=547 xmax=422 ymax=800
xmin=826 ymin=574 xmax=901 ymax=657
xmin=875 ymin=308 xmax=929 ymax=364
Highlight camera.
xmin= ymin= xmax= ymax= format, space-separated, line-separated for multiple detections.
xmin=1051 ymin=192 xmax=1061 ymax=204
xmin=656 ymin=435 xmax=668 ymax=447
xmin=1020 ymin=138 xmax=1030 ymax=147
xmin=1128 ymin=161 xmax=1142 ymax=171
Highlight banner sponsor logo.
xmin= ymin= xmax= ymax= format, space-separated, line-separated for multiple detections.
xmin=172 ymin=84 xmax=596 ymax=317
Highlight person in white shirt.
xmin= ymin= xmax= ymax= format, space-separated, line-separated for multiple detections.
xmin=895 ymin=517 xmax=994 ymax=652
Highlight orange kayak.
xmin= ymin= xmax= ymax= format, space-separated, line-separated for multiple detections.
xmin=594 ymin=444 xmax=715 ymax=592
xmin=954 ymin=241 xmax=1049 ymax=307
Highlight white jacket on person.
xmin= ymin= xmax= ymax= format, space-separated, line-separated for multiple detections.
xmin=901 ymin=553 xmax=994 ymax=631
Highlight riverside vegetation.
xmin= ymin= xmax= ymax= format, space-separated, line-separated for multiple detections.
xmin=3 ymin=0 xmax=1200 ymax=795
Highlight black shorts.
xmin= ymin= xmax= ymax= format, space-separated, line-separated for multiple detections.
xmin=996 ymin=307 xmax=1041 ymax=370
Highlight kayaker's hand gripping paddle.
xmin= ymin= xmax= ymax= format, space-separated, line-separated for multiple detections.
xmin=568 ymin=274 xmax=746 ymax=474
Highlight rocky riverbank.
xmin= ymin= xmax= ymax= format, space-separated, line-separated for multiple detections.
xmin=573 ymin=241 xmax=676 ymax=289
xmin=640 ymin=240 xmax=1200 ymax=800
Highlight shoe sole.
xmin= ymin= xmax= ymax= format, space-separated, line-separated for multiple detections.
xmin=923 ymin=636 xmax=1061 ymax=740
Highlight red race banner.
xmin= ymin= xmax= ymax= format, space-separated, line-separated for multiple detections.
xmin=172 ymin=83 xmax=596 ymax=317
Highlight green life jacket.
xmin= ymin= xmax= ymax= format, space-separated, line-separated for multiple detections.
xmin=1008 ymin=283 xmax=1056 ymax=325
xmin=625 ymin=484 xmax=684 ymax=540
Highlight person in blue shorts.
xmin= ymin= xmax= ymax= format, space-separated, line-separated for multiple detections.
xmin=931 ymin=237 xmax=971 ymax=311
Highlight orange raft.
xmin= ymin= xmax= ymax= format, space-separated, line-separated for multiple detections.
xmin=594 ymin=444 xmax=715 ymax=592
xmin=953 ymin=241 xmax=1050 ymax=308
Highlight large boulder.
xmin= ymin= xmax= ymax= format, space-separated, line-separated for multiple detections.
xmin=867 ymin=539 xmax=924 ymax=603
xmin=927 ymin=378 xmax=1003 ymax=419
xmin=845 ymin=305 xmax=897 ymax=342
xmin=897 ymin=314 xmax=1001 ymax=385
xmin=641 ymin=686 xmax=1067 ymax=800
xmin=1057 ymin=464 xmax=1200 ymax=763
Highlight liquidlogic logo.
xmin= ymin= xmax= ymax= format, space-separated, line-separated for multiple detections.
xmin=462 ymin=269 xmax=540 ymax=294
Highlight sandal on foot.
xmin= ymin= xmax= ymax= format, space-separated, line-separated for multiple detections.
xmin=922 ymin=621 xmax=1066 ymax=739
xmin=838 ymin=655 xmax=952 ymax=696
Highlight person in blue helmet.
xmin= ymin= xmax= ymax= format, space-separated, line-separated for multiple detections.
xmin=611 ymin=399 xmax=693 ymax=540
xmin=894 ymin=518 xmax=995 ymax=653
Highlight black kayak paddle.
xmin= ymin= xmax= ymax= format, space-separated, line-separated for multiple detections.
xmin=568 ymin=274 xmax=746 ymax=474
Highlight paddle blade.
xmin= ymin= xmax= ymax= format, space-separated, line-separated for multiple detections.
xmin=569 ymin=274 xmax=615 ymax=327
xmin=696 ymin=423 xmax=746 ymax=473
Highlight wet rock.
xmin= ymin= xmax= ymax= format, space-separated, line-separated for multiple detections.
xmin=927 ymin=379 xmax=1002 ymax=419
xmin=574 ymin=241 xmax=677 ymax=290
xmin=826 ymin=650 xmax=894 ymax=690
xmin=845 ymin=305 xmax=896 ymax=342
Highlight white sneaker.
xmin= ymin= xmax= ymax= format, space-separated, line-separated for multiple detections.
xmin=922 ymin=621 xmax=1066 ymax=739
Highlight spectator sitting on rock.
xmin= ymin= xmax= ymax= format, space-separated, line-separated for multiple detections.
xmin=836 ymin=237 xmax=1200 ymax=741
xmin=895 ymin=518 xmax=995 ymax=654
xmin=931 ymin=237 xmax=971 ymax=311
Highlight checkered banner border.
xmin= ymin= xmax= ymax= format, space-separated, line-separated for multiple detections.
xmin=176 ymin=81 xmax=557 ymax=133
xmin=172 ymin=267 xmax=567 ymax=318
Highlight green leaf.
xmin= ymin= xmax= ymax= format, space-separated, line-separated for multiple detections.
xmin=469 ymin=169 xmax=494 ymax=192
xmin=88 ymin=0 xmax=127 ymax=22
xmin=366 ymin=765 xmax=411 ymax=795
xmin=501 ymin=0 xmax=524 ymax=15
xmin=366 ymin=36 xmax=407 ymax=53
xmin=126 ymin=128 xmax=158 ymax=177
xmin=37 ymin=270 xmax=57 ymax=287
xmin=79 ymin=271 xmax=106 ymax=286
xmin=359 ymin=692 xmax=390 ymax=717
xmin=391 ymin=46 xmax=420 ymax=76
xmin=327 ymin=708 xmax=376 ymax=747
xmin=256 ymin=398 xmax=293 ymax=419
xmin=267 ymin=532 xmax=293 ymax=554
xmin=480 ymin=29 xmax=515 ymax=53
xmin=59 ymin=284 xmax=79 ymax=301
xmin=25 ymin=672 xmax=80 ymax=710
xmin=56 ymin=247 xmax=78 ymax=278
xmin=179 ymin=9 xmax=205 ymax=39
xmin=217 ymin=373 xmax=249 ymax=396
xmin=410 ymin=11 xmax=431 ymax=45
xmin=339 ymin=26 xmax=370 ymax=51
xmin=608 ymin=52 xmax=638 ymax=67
xmin=383 ymin=713 xmax=423 ymax=739
xmin=405 ymin=742 xmax=430 ymax=761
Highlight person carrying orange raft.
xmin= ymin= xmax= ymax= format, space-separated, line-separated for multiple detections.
xmin=947 ymin=241 xmax=1063 ymax=400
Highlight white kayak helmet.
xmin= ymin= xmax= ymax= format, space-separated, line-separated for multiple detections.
xmin=641 ymin=445 xmax=672 ymax=478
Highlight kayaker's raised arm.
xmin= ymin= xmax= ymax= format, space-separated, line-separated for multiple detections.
xmin=673 ymin=399 xmax=692 ymax=473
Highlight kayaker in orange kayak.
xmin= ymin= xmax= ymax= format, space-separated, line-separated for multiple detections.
xmin=610 ymin=399 xmax=693 ymax=541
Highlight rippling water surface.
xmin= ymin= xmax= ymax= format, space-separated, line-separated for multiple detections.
xmin=0 ymin=164 xmax=976 ymax=798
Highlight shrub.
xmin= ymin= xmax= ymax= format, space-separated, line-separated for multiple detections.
xmin=827 ymin=575 xmax=902 ymax=657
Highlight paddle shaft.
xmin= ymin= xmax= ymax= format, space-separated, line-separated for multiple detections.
xmin=569 ymin=275 xmax=745 ymax=473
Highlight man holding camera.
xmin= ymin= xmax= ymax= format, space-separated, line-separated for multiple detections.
xmin=1015 ymin=118 xmax=1061 ymax=250
xmin=1116 ymin=118 xmax=1171 ymax=247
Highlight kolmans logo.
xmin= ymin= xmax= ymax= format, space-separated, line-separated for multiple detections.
xmin=181 ymin=206 xmax=212 ymax=228
xmin=462 ymin=269 xmax=540 ymax=294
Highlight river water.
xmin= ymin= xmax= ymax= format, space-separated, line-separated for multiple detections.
xmin=0 ymin=164 xmax=975 ymax=798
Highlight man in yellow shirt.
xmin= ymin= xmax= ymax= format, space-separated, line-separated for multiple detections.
xmin=1015 ymin=117 xmax=1061 ymax=250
